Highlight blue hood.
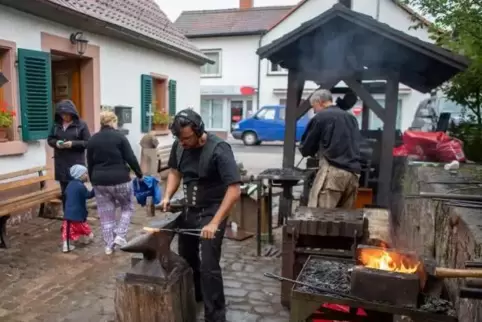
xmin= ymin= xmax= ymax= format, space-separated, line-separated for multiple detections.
xmin=54 ymin=100 xmax=80 ymax=124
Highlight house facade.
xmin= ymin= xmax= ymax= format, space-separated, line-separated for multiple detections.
xmin=175 ymin=0 xmax=434 ymax=134
xmin=0 ymin=0 xmax=208 ymax=175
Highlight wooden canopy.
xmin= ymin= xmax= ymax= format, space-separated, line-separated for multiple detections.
xmin=257 ymin=3 xmax=469 ymax=208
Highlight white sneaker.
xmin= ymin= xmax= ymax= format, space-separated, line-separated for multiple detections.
xmin=84 ymin=232 xmax=94 ymax=244
xmin=105 ymin=246 xmax=113 ymax=255
xmin=62 ymin=242 xmax=75 ymax=253
xmin=114 ymin=236 xmax=127 ymax=248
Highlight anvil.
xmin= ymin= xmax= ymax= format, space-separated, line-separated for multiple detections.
xmin=120 ymin=212 xmax=183 ymax=283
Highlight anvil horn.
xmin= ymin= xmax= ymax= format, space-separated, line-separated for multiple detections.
xmin=120 ymin=212 xmax=182 ymax=263
xmin=120 ymin=233 xmax=156 ymax=254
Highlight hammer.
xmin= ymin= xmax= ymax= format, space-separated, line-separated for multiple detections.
xmin=419 ymin=258 xmax=482 ymax=295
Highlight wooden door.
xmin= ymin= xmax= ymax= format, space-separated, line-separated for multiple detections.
xmin=52 ymin=59 xmax=82 ymax=117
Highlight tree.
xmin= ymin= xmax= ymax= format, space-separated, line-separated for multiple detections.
xmin=403 ymin=0 xmax=482 ymax=125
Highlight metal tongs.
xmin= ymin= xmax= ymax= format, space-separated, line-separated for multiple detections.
xmin=157 ymin=228 xmax=221 ymax=237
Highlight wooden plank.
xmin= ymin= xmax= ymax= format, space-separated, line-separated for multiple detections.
xmin=0 ymin=189 xmax=61 ymax=216
xmin=343 ymin=77 xmax=385 ymax=121
xmin=0 ymin=166 xmax=47 ymax=181
xmin=0 ymin=187 xmax=60 ymax=210
xmin=376 ymin=72 xmax=399 ymax=207
xmin=0 ymin=173 xmax=53 ymax=192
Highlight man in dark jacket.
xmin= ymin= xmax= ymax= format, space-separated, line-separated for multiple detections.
xmin=47 ymin=100 xmax=91 ymax=210
xmin=161 ymin=109 xmax=241 ymax=322
xmin=299 ymin=89 xmax=362 ymax=209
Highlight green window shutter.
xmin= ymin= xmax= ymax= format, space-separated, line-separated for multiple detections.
xmin=140 ymin=74 xmax=153 ymax=133
xmin=168 ymin=79 xmax=177 ymax=116
xmin=18 ymin=49 xmax=52 ymax=141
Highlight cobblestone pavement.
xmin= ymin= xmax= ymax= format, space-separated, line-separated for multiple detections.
xmin=0 ymin=207 xmax=289 ymax=322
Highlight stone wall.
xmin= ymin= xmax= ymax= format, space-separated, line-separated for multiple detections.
xmin=394 ymin=163 xmax=482 ymax=322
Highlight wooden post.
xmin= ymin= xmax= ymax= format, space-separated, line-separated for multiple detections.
xmin=361 ymin=102 xmax=370 ymax=130
xmin=283 ymin=69 xmax=304 ymax=168
xmin=376 ymin=72 xmax=399 ymax=207
xmin=280 ymin=69 xmax=304 ymax=224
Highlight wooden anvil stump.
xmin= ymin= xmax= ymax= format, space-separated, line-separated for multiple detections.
xmin=114 ymin=213 xmax=197 ymax=322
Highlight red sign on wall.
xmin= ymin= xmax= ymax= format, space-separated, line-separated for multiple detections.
xmin=352 ymin=106 xmax=362 ymax=116
xmin=240 ymin=86 xmax=255 ymax=96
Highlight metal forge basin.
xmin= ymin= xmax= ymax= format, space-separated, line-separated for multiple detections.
xmin=257 ymin=168 xmax=311 ymax=199
xmin=351 ymin=245 xmax=423 ymax=308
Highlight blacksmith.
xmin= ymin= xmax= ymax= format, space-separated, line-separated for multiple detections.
xmin=299 ymin=89 xmax=362 ymax=209
xmin=162 ymin=109 xmax=241 ymax=322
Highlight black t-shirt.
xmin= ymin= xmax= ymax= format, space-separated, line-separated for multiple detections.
xmin=168 ymin=140 xmax=241 ymax=187
xmin=299 ymin=105 xmax=361 ymax=174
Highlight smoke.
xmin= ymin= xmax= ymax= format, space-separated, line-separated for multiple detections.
xmin=293 ymin=18 xmax=412 ymax=79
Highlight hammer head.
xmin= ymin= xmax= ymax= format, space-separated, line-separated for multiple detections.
xmin=419 ymin=257 xmax=443 ymax=296
xmin=421 ymin=257 xmax=437 ymax=277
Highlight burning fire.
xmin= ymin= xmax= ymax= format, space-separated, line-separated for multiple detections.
xmin=359 ymin=247 xmax=420 ymax=274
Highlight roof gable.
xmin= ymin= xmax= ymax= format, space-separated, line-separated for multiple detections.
xmin=268 ymin=0 xmax=432 ymax=32
xmin=257 ymin=3 xmax=469 ymax=93
xmin=0 ymin=0 xmax=209 ymax=64
xmin=174 ymin=6 xmax=293 ymax=38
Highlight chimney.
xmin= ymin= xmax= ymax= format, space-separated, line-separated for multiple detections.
xmin=240 ymin=0 xmax=253 ymax=9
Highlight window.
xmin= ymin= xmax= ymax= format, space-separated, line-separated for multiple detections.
xmin=201 ymin=99 xmax=224 ymax=128
xmin=279 ymin=107 xmax=285 ymax=120
xmin=268 ymin=61 xmax=287 ymax=75
xmin=351 ymin=100 xmax=402 ymax=130
xmin=246 ymin=100 xmax=254 ymax=117
xmin=0 ymin=53 xmax=4 ymax=107
xmin=152 ymin=78 xmax=167 ymax=113
xmin=370 ymin=99 xmax=402 ymax=130
xmin=256 ymin=107 xmax=276 ymax=120
xmin=200 ymin=50 xmax=221 ymax=77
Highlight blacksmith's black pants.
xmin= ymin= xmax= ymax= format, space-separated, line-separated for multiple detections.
xmin=178 ymin=205 xmax=227 ymax=322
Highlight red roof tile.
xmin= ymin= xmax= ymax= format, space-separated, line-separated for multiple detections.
xmin=175 ymin=6 xmax=294 ymax=37
xmin=41 ymin=0 xmax=205 ymax=60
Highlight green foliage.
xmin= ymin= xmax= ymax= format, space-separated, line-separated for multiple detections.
xmin=152 ymin=110 xmax=169 ymax=125
xmin=404 ymin=0 xmax=482 ymax=161
xmin=404 ymin=0 xmax=482 ymax=125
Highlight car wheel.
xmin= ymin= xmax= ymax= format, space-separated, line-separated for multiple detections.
xmin=242 ymin=132 xmax=258 ymax=146
xmin=254 ymin=140 xmax=262 ymax=146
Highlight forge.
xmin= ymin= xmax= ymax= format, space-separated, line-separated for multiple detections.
xmin=290 ymin=253 xmax=457 ymax=322
xmin=114 ymin=213 xmax=196 ymax=322
xmin=351 ymin=245 xmax=422 ymax=308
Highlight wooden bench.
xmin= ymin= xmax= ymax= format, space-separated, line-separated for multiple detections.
xmin=157 ymin=144 xmax=173 ymax=174
xmin=0 ymin=166 xmax=61 ymax=248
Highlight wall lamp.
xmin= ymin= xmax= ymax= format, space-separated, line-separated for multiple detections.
xmin=70 ymin=32 xmax=89 ymax=56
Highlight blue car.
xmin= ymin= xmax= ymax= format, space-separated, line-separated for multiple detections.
xmin=231 ymin=105 xmax=312 ymax=146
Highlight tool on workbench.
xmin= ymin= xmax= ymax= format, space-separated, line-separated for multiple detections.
xmin=419 ymin=258 xmax=482 ymax=296
xmin=264 ymin=272 xmax=363 ymax=301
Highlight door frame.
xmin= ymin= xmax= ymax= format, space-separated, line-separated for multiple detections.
xmin=41 ymin=32 xmax=100 ymax=188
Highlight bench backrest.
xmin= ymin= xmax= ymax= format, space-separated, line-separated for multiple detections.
xmin=0 ymin=166 xmax=52 ymax=193
xmin=157 ymin=145 xmax=172 ymax=163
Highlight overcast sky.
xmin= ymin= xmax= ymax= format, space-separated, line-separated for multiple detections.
xmin=156 ymin=0 xmax=299 ymax=21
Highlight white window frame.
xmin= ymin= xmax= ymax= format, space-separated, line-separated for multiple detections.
xmin=267 ymin=61 xmax=288 ymax=76
xmin=201 ymin=97 xmax=226 ymax=130
xmin=201 ymin=49 xmax=222 ymax=78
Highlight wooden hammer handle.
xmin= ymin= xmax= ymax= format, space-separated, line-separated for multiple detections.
xmin=436 ymin=268 xmax=482 ymax=278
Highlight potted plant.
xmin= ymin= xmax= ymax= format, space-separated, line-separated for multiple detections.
xmin=152 ymin=111 xmax=169 ymax=131
xmin=0 ymin=102 xmax=15 ymax=142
